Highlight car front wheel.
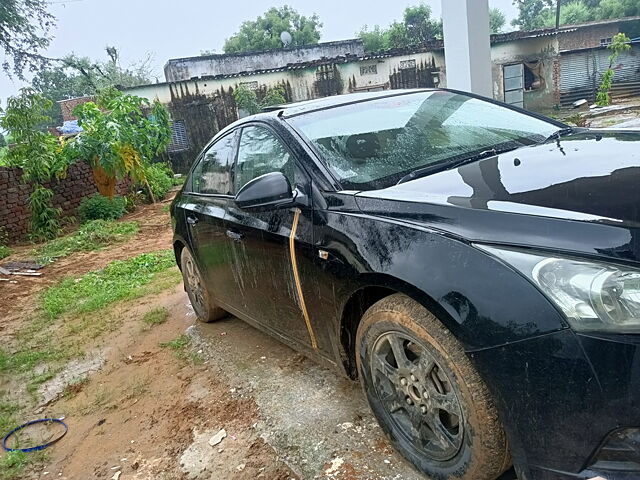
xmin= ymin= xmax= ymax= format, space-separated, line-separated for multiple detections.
xmin=356 ymin=294 xmax=510 ymax=480
xmin=180 ymin=247 xmax=226 ymax=323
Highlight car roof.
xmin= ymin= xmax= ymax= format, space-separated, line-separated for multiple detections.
xmin=267 ymin=88 xmax=437 ymax=118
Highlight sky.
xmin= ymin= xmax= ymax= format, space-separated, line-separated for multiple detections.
xmin=0 ymin=0 xmax=518 ymax=106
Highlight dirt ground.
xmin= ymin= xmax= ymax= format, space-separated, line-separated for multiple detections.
xmin=1 ymin=194 xmax=438 ymax=480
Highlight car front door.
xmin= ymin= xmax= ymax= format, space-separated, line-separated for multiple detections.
xmin=224 ymin=124 xmax=321 ymax=350
xmin=183 ymin=131 xmax=238 ymax=307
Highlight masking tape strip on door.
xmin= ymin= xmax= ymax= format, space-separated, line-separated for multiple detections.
xmin=289 ymin=208 xmax=319 ymax=350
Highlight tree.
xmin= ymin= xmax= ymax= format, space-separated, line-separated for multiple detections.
xmin=558 ymin=1 xmax=594 ymax=24
xmin=490 ymin=8 xmax=507 ymax=33
xmin=31 ymin=48 xmax=153 ymax=126
xmin=513 ymin=0 xmax=640 ymax=30
xmin=401 ymin=4 xmax=443 ymax=44
xmin=597 ymin=0 xmax=640 ymax=19
xmin=596 ymin=32 xmax=631 ymax=106
xmin=0 ymin=0 xmax=56 ymax=78
xmin=358 ymin=25 xmax=389 ymax=52
xmin=67 ymin=88 xmax=171 ymax=199
xmin=0 ymin=134 xmax=6 ymax=148
xmin=233 ymin=84 xmax=287 ymax=115
xmin=512 ymin=0 xmax=555 ymax=30
xmin=223 ymin=6 xmax=322 ymax=54
xmin=357 ymin=3 xmax=443 ymax=52
xmin=0 ymin=89 xmax=71 ymax=239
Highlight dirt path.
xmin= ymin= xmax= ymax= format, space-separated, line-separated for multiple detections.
xmin=0 ymin=198 xmax=174 ymax=342
xmin=35 ymin=287 xmax=295 ymax=480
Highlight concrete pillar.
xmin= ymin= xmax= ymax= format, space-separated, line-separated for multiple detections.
xmin=442 ymin=0 xmax=493 ymax=98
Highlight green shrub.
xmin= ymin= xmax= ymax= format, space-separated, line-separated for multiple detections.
xmin=78 ymin=194 xmax=126 ymax=222
xmin=0 ymin=246 xmax=11 ymax=260
xmin=144 ymin=163 xmax=173 ymax=201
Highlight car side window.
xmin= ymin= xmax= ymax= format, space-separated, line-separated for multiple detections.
xmin=235 ymin=125 xmax=295 ymax=192
xmin=191 ymin=132 xmax=236 ymax=195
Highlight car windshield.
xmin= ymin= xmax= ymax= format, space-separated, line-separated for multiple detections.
xmin=288 ymin=91 xmax=561 ymax=190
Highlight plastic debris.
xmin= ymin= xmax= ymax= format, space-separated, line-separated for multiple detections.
xmin=208 ymin=429 xmax=227 ymax=447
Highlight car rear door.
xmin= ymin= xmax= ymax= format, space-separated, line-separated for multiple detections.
xmin=182 ymin=131 xmax=238 ymax=307
xmin=224 ymin=124 xmax=320 ymax=350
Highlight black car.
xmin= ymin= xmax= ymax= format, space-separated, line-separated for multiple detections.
xmin=171 ymin=89 xmax=640 ymax=480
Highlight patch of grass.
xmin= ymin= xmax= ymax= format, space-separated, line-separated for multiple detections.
xmin=0 ymin=401 xmax=39 ymax=480
xmin=0 ymin=401 xmax=20 ymax=437
xmin=34 ymin=220 xmax=139 ymax=264
xmin=41 ymin=250 xmax=175 ymax=320
xmin=0 ymin=347 xmax=67 ymax=375
xmin=160 ymin=334 xmax=203 ymax=364
xmin=0 ymin=245 xmax=11 ymax=260
xmin=143 ymin=307 xmax=169 ymax=327
xmin=160 ymin=334 xmax=190 ymax=350
xmin=26 ymin=369 xmax=59 ymax=394
xmin=0 ymin=451 xmax=29 ymax=480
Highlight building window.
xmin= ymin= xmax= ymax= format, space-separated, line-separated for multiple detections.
xmin=360 ymin=64 xmax=378 ymax=76
xmin=316 ymin=68 xmax=335 ymax=81
xmin=600 ymin=37 xmax=613 ymax=46
xmin=399 ymin=59 xmax=417 ymax=70
xmin=239 ymin=81 xmax=259 ymax=90
xmin=524 ymin=62 xmax=542 ymax=91
xmin=167 ymin=120 xmax=189 ymax=153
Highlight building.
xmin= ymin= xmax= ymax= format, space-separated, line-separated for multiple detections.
xmin=116 ymin=17 xmax=640 ymax=172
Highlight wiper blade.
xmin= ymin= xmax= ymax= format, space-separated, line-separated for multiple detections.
xmin=396 ymin=148 xmax=502 ymax=185
xmin=544 ymin=126 xmax=575 ymax=143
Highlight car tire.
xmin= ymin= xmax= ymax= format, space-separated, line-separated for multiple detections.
xmin=180 ymin=247 xmax=226 ymax=323
xmin=356 ymin=293 xmax=511 ymax=480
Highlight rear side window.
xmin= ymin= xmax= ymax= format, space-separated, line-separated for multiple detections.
xmin=235 ymin=125 xmax=295 ymax=191
xmin=191 ymin=132 xmax=236 ymax=195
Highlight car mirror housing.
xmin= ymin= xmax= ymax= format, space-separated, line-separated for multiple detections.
xmin=235 ymin=172 xmax=295 ymax=210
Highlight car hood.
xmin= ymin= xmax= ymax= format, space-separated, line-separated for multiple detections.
xmin=356 ymin=129 xmax=640 ymax=227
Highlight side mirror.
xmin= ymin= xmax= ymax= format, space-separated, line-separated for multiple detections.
xmin=235 ymin=172 xmax=294 ymax=210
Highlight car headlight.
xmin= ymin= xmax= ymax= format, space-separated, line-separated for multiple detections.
xmin=476 ymin=245 xmax=640 ymax=333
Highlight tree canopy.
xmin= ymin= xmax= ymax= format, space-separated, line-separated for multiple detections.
xmin=0 ymin=0 xmax=56 ymax=78
xmin=223 ymin=6 xmax=322 ymax=54
xmin=358 ymin=4 xmax=444 ymax=52
xmin=512 ymin=0 xmax=640 ymax=30
xmin=358 ymin=4 xmax=507 ymax=52
xmin=490 ymin=8 xmax=507 ymax=33
xmin=31 ymin=48 xmax=153 ymax=126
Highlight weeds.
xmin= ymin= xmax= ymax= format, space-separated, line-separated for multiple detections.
xmin=142 ymin=307 xmax=169 ymax=327
xmin=0 ymin=451 xmax=28 ymax=480
xmin=34 ymin=220 xmax=139 ymax=264
xmin=160 ymin=334 xmax=204 ymax=364
xmin=0 ymin=245 xmax=10 ymax=260
xmin=42 ymin=250 xmax=175 ymax=319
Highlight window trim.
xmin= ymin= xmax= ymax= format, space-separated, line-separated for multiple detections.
xmin=231 ymin=121 xmax=308 ymax=194
xmin=185 ymin=129 xmax=239 ymax=198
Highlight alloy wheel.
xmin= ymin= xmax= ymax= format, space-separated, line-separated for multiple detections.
xmin=184 ymin=254 xmax=206 ymax=314
xmin=370 ymin=332 xmax=464 ymax=461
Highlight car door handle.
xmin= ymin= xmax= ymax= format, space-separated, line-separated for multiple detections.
xmin=186 ymin=216 xmax=199 ymax=226
xmin=226 ymin=230 xmax=244 ymax=242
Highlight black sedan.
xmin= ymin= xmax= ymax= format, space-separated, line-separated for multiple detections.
xmin=171 ymin=89 xmax=640 ymax=480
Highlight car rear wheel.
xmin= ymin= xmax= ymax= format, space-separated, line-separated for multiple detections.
xmin=180 ymin=247 xmax=226 ymax=323
xmin=356 ymin=294 xmax=510 ymax=480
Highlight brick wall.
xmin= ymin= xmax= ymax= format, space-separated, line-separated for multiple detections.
xmin=0 ymin=162 xmax=131 ymax=242
xmin=559 ymin=24 xmax=620 ymax=51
